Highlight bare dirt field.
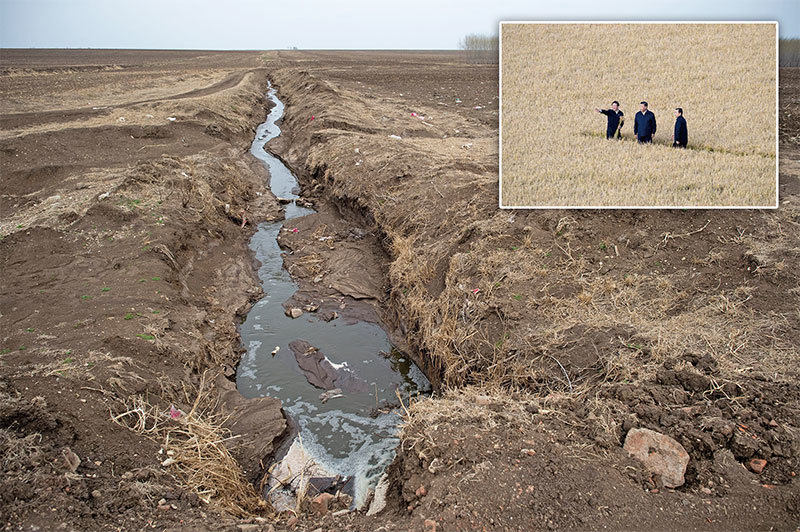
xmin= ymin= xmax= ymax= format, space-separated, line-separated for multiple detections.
xmin=1 ymin=49 xmax=798 ymax=531
xmin=1 ymin=49 xmax=288 ymax=530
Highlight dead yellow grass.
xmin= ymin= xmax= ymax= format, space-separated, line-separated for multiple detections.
xmin=501 ymin=23 xmax=777 ymax=207
xmin=110 ymin=373 xmax=269 ymax=517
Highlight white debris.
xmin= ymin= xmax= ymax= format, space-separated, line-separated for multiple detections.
xmin=367 ymin=472 xmax=390 ymax=515
xmin=388 ymin=135 xmax=402 ymax=140
xmin=167 ymin=117 xmax=177 ymax=122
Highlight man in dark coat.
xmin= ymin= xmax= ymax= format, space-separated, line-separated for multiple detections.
xmin=633 ymin=101 xmax=656 ymax=143
xmin=595 ymin=101 xmax=624 ymax=139
xmin=672 ymin=108 xmax=688 ymax=148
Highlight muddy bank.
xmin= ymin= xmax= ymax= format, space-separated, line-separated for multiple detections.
xmin=260 ymin=58 xmax=799 ymax=530
xmin=0 ymin=52 xmax=292 ymax=529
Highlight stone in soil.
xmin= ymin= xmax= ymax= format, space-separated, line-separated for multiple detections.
xmin=623 ymin=428 xmax=689 ymax=488
xmin=748 ymin=458 xmax=767 ymax=474
xmin=61 ymin=447 xmax=80 ymax=472
xmin=311 ymin=492 xmax=335 ymax=515
xmin=286 ymin=307 xmax=304 ymax=319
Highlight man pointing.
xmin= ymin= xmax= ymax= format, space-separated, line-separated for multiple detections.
xmin=595 ymin=101 xmax=624 ymax=139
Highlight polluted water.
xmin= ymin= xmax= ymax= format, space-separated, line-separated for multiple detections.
xmin=237 ymin=83 xmax=430 ymax=510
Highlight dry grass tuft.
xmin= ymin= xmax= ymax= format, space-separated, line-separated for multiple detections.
xmin=110 ymin=372 xmax=269 ymax=517
xmin=0 ymin=428 xmax=43 ymax=470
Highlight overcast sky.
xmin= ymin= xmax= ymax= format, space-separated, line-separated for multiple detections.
xmin=1 ymin=0 xmax=797 ymax=49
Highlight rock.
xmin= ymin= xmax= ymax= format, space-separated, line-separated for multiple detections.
xmin=61 ymin=447 xmax=80 ymax=472
xmin=285 ymin=307 xmax=304 ymax=319
xmin=91 ymin=490 xmax=102 ymax=499
xmin=286 ymin=515 xmax=299 ymax=528
xmin=748 ymin=458 xmax=767 ymax=474
xmin=310 ymin=492 xmax=335 ymax=515
xmin=415 ymin=485 xmax=427 ymax=498
xmin=302 ymin=303 xmax=320 ymax=312
xmin=623 ymin=428 xmax=689 ymax=488
xmin=277 ymin=197 xmax=293 ymax=204
xmin=424 ymin=519 xmax=438 ymax=532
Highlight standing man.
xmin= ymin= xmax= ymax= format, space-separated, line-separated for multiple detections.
xmin=595 ymin=101 xmax=624 ymax=139
xmin=672 ymin=108 xmax=688 ymax=148
xmin=633 ymin=101 xmax=657 ymax=143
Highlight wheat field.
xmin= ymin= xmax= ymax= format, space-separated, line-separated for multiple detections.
xmin=500 ymin=23 xmax=777 ymax=207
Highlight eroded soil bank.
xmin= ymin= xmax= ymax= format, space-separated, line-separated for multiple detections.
xmin=258 ymin=54 xmax=799 ymax=530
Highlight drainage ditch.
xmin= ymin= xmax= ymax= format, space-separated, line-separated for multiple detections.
xmin=237 ymin=83 xmax=430 ymax=510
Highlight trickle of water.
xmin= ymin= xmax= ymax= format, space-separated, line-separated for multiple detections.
xmin=238 ymin=84 xmax=430 ymax=508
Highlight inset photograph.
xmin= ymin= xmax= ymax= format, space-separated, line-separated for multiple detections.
xmin=500 ymin=22 xmax=778 ymax=208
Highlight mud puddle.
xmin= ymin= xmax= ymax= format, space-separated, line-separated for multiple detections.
xmin=237 ymin=84 xmax=429 ymax=509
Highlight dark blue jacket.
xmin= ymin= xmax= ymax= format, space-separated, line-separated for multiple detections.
xmin=601 ymin=109 xmax=624 ymax=138
xmin=634 ymin=110 xmax=657 ymax=138
xmin=674 ymin=115 xmax=688 ymax=146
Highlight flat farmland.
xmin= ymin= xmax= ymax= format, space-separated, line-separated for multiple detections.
xmin=501 ymin=23 xmax=777 ymax=207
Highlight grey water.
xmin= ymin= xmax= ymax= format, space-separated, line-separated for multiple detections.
xmin=237 ymin=84 xmax=430 ymax=506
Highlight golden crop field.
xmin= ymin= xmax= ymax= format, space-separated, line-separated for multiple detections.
xmin=500 ymin=23 xmax=777 ymax=207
